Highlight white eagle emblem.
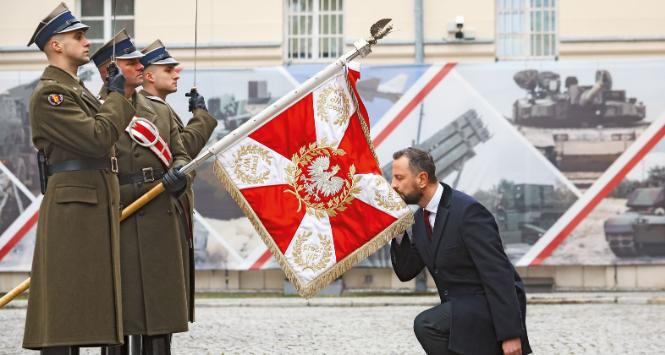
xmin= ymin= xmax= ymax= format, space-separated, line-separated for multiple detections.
xmin=301 ymin=156 xmax=344 ymax=201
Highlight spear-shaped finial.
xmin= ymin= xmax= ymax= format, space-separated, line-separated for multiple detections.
xmin=369 ymin=18 xmax=393 ymax=43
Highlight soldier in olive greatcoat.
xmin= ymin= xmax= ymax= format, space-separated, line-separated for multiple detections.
xmin=92 ymin=32 xmax=191 ymax=355
xmin=139 ymin=39 xmax=218 ymax=323
xmin=23 ymin=3 xmax=137 ymax=354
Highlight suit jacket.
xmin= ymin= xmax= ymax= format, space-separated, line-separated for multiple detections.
xmin=391 ymin=183 xmax=531 ymax=355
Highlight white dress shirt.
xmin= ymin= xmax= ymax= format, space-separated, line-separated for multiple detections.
xmin=423 ymin=183 xmax=444 ymax=229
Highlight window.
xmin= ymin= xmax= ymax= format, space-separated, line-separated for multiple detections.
xmin=285 ymin=0 xmax=343 ymax=62
xmin=79 ymin=0 xmax=135 ymax=52
xmin=496 ymin=0 xmax=557 ymax=59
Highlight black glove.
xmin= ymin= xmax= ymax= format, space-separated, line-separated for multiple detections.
xmin=162 ymin=165 xmax=187 ymax=197
xmin=185 ymin=88 xmax=207 ymax=112
xmin=106 ymin=62 xmax=126 ymax=96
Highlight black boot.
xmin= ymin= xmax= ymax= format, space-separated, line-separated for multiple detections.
xmin=141 ymin=333 xmax=171 ymax=355
xmin=40 ymin=346 xmax=79 ymax=355
xmin=101 ymin=335 xmax=141 ymax=355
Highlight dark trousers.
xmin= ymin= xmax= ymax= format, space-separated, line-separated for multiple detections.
xmin=102 ymin=334 xmax=171 ymax=355
xmin=40 ymin=347 xmax=79 ymax=355
xmin=413 ymin=302 xmax=461 ymax=355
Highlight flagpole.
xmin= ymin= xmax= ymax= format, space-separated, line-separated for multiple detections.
xmin=121 ymin=21 xmax=392 ymax=219
xmin=0 ymin=19 xmax=392 ymax=308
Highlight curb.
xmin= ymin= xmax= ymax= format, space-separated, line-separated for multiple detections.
xmin=3 ymin=294 xmax=665 ymax=310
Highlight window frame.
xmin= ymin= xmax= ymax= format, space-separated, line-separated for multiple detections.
xmin=77 ymin=0 xmax=135 ymax=48
xmin=496 ymin=0 xmax=559 ymax=60
xmin=283 ymin=0 xmax=345 ymax=63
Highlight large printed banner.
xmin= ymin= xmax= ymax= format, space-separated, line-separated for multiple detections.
xmin=1 ymin=58 xmax=663 ymax=271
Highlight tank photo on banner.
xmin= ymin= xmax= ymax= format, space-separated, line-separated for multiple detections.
xmin=1 ymin=59 xmax=664 ymax=270
xmin=457 ymin=59 xmax=665 ymax=190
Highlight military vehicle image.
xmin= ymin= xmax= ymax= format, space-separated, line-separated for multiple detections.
xmin=604 ymin=186 xmax=665 ymax=257
xmin=492 ymin=183 xmax=566 ymax=245
xmin=0 ymin=89 xmax=37 ymax=193
xmin=207 ymin=80 xmax=274 ymax=142
xmin=511 ymin=69 xmax=648 ymax=188
xmin=381 ymin=109 xmax=490 ymax=185
xmin=356 ymin=73 xmax=407 ymax=103
xmin=512 ymin=69 xmax=645 ymax=128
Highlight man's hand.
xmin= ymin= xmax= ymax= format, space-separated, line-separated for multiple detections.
xmin=502 ymin=337 xmax=522 ymax=355
xmin=186 ymin=88 xmax=207 ymax=112
xmin=106 ymin=62 xmax=126 ymax=97
xmin=162 ymin=165 xmax=187 ymax=197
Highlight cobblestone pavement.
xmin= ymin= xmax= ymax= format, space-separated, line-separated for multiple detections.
xmin=1 ymin=296 xmax=665 ymax=354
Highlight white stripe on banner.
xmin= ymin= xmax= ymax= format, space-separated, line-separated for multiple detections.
xmin=283 ymin=212 xmax=336 ymax=284
xmin=217 ymin=137 xmax=294 ymax=190
xmin=313 ymin=71 xmax=356 ymax=149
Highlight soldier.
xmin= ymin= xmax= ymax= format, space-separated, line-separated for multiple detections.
xmin=139 ymin=39 xmax=218 ymax=323
xmin=23 ymin=3 xmax=136 ymax=354
xmin=91 ymin=33 xmax=192 ymax=355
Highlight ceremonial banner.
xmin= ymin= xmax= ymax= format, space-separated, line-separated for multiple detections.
xmin=214 ymin=66 xmax=414 ymax=296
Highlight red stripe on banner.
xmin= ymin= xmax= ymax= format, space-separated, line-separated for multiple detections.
xmin=373 ymin=63 xmax=457 ymax=147
xmin=249 ymin=250 xmax=272 ymax=270
xmin=241 ymin=184 xmax=307 ymax=254
xmin=531 ymin=124 xmax=665 ymax=265
xmin=329 ymin=198 xmax=397 ymax=262
xmin=347 ymin=68 xmax=370 ymax=127
xmin=250 ymin=94 xmax=318 ymax=161
xmin=337 ymin=112 xmax=382 ymax=175
xmin=0 ymin=211 xmax=39 ymax=262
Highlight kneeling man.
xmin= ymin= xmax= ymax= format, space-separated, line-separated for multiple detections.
xmin=390 ymin=147 xmax=531 ymax=355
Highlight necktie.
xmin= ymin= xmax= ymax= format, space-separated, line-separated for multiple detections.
xmin=423 ymin=209 xmax=433 ymax=240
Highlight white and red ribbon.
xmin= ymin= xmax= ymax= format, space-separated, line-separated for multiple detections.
xmin=125 ymin=117 xmax=172 ymax=168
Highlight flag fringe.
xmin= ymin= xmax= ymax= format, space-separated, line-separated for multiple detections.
xmin=213 ymin=159 xmax=414 ymax=298
xmin=299 ymin=211 xmax=413 ymax=298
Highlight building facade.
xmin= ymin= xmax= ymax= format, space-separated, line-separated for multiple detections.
xmin=2 ymin=0 xmax=665 ymax=70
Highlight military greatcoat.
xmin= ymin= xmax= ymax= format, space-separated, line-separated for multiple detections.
xmin=112 ymin=91 xmax=191 ymax=335
xmin=23 ymin=65 xmax=135 ymax=349
xmin=140 ymin=90 xmax=217 ymax=322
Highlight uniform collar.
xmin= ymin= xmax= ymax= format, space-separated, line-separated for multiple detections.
xmin=42 ymin=65 xmax=80 ymax=86
xmin=424 ymin=182 xmax=443 ymax=214
xmin=139 ymin=89 xmax=165 ymax=103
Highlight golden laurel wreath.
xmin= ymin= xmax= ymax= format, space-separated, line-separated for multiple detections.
xmin=232 ymin=144 xmax=273 ymax=185
xmin=374 ymin=178 xmax=406 ymax=211
xmin=292 ymin=231 xmax=333 ymax=272
xmin=316 ymin=84 xmax=351 ymax=126
xmin=285 ymin=140 xmax=361 ymax=219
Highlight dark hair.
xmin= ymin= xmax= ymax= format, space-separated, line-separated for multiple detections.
xmin=392 ymin=147 xmax=438 ymax=183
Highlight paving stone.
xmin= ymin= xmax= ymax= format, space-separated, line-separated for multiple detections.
xmin=1 ymin=298 xmax=664 ymax=354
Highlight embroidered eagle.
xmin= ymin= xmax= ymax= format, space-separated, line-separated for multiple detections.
xmin=301 ymin=156 xmax=345 ymax=201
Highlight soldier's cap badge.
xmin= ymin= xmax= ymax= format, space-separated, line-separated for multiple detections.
xmin=47 ymin=93 xmax=64 ymax=106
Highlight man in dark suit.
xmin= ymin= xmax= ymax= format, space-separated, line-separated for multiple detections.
xmin=390 ymin=148 xmax=531 ymax=355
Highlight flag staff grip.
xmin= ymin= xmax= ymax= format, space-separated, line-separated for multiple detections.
xmin=0 ymin=19 xmax=392 ymax=308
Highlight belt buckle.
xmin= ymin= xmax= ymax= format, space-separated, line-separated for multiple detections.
xmin=110 ymin=157 xmax=119 ymax=174
xmin=142 ymin=167 xmax=155 ymax=183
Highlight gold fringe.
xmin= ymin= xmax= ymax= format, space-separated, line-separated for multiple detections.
xmin=210 ymin=70 xmax=415 ymax=297
xmin=297 ymin=211 xmax=414 ymax=298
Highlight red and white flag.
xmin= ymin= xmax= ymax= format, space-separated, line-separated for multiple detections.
xmin=214 ymin=66 xmax=414 ymax=297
